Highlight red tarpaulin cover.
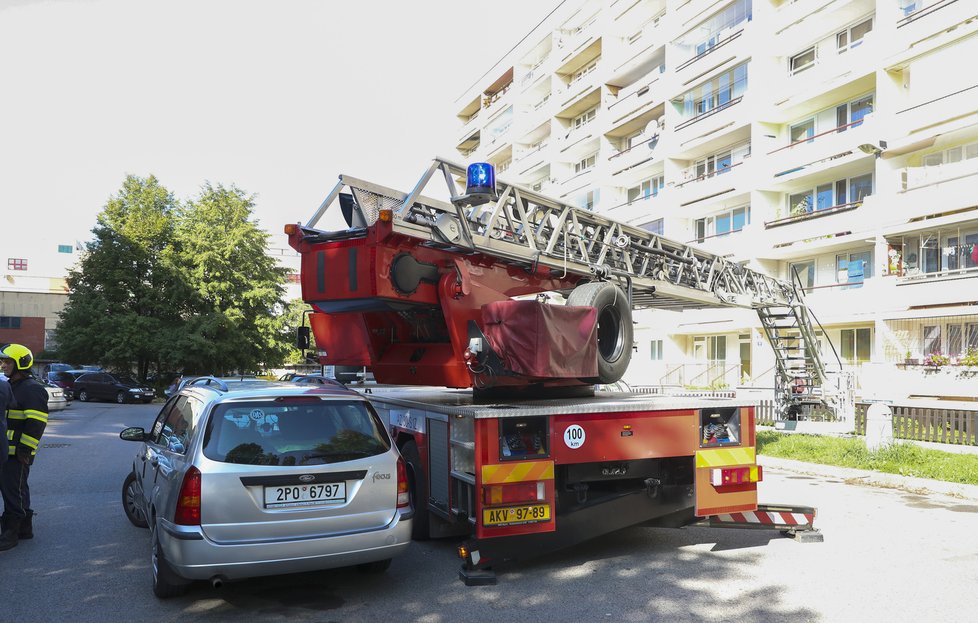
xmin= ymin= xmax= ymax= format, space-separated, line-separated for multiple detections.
xmin=481 ymin=300 xmax=598 ymax=378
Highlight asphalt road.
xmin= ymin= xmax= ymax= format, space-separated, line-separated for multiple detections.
xmin=5 ymin=400 xmax=978 ymax=623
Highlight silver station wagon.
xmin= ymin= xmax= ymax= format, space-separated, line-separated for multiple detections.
xmin=119 ymin=377 xmax=412 ymax=598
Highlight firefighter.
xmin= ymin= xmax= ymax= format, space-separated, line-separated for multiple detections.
xmin=0 ymin=343 xmax=48 ymax=551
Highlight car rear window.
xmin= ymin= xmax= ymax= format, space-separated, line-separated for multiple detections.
xmin=202 ymin=399 xmax=391 ymax=466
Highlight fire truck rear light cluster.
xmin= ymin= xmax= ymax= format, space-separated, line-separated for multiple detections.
xmin=711 ymin=465 xmax=762 ymax=487
xmin=378 ymin=209 xmax=393 ymax=222
xmin=483 ymin=481 xmax=544 ymax=505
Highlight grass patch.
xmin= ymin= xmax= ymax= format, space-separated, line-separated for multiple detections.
xmin=756 ymin=431 xmax=978 ymax=486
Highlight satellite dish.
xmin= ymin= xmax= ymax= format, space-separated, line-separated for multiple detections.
xmin=645 ymin=119 xmax=659 ymax=136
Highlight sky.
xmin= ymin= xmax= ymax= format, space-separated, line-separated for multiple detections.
xmin=0 ymin=0 xmax=560 ymax=252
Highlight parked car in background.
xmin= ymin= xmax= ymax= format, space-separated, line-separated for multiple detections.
xmin=118 ymin=378 xmax=412 ymax=597
xmin=291 ymin=374 xmax=345 ymax=388
xmin=74 ymin=372 xmax=156 ymax=403
xmin=46 ymin=370 xmax=87 ymax=400
xmin=43 ymin=381 xmax=68 ymax=411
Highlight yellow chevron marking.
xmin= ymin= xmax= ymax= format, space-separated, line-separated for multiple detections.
xmin=696 ymin=447 xmax=756 ymax=468
xmin=482 ymin=461 xmax=554 ymax=484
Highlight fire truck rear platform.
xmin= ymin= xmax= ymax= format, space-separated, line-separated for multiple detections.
xmin=362 ymin=386 xmax=821 ymax=585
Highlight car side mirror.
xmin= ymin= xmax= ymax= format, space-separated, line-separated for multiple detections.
xmin=119 ymin=426 xmax=148 ymax=442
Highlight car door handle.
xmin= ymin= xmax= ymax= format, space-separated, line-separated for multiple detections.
xmin=150 ymin=456 xmax=159 ymax=467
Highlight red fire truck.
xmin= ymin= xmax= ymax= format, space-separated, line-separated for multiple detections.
xmin=286 ymin=158 xmax=833 ymax=584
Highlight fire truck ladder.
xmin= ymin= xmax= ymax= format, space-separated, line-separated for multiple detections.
xmin=304 ymin=157 xmax=842 ymax=415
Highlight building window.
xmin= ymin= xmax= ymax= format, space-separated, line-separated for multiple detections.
xmin=7 ymin=258 xmax=27 ymax=271
xmin=679 ymin=63 xmax=748 ymax=121
xmin=695 ymin=205 xmax=750 ymax=242
xmin=922 ymin=140 xmax=978 ymax=166
xmin=922 ymin=325 xmax=941 ymax=355
xmin=574 ymin=153 xmax=597 ymax=174
xmin=837 ymin=18 xmax=873 ymax=53
xmin=840 ymin=328 xmax=872 ymax=363
xmin=836 ymin=93 xmax=874 ymax=130
xmin=789 ymin=119 xmax=815 ymax=143
xmin=650 ymin=340 xmax=663 ymax=360
xmin=627 ymin=175 xmax=665 ymax=202
xmin=0 ymin=317 xmax=22 ymax=329
xmin=579 ymin=189 xmax=600 ymax=211
xmin=57 ymin=245 xmax=73 ymax=254
xmin=641 ymin=219 xmax=664 ymax=235
xmin=789 ymin=47 xmax=816 ymax=75
xmin=679 ymin=0 xmax=753 ymax=61
xmin=788 ymin=173 xmax=873 ymax=215
xmin=788 ymin=260 xmax=815 ymax=289
xmin=572 ymin=107 xmax=596 ymax=129
xmin=836 ymin=250 xmax=873 ymax=287
xmin=571 ymin=59 xmax=598 ymax=84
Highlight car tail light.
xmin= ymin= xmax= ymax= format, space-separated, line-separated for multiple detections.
xmin=396 ymin=457 xmax=410 ymax=509
xmin=710 ymin=465 xmax=762 ymax=488
xmin=483 ymin=481 xmax=544 ymax=505
xmin=174 ymin=466 xmax=202 ymax=525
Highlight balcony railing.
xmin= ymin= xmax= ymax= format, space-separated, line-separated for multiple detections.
xmin=675 ymin=95 xmax=743 ymax=131
xmin=898 ymin=0 xmax=958 ymax=27
xmin=676 ymin=28 xmax=745 ymax=72
xmin=764 ymin=201 xmax=861 ymax=229
xmin=901 ymin=155 xmax=978 ymax=191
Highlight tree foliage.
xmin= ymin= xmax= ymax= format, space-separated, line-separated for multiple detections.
xmin=57 ymin=176 xmax=290 ymax=378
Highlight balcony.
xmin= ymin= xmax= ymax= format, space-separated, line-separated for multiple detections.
xmin=557 ymin=14 xmax=600 ymax=60
xmin=606 ymin=66 xmax=664 ymax=125
xmin=603 ymin=192 xmax=664 ymax=224
xmin=457 ymin=112 xmax=481 ymax=145
xmin=608 ymin=135 xmax=659 ymax=176
xmin=804 ymin=265 xmax=978 ymax=317
xmin=481 ymin=81 xmax=513 ymax=117
xmin=612 ymin=9 xmax=666 ymax=72
xmin=672 ymin=143 xmax=752 ymax=206
xmin=896 ymin=0 xmax=978 ymax=44
xmin=766 ymin=113 xmax=879 ymax=185
xmin=772 ymin=0 xmax=849 ymax=38
xmin=892 ymin=85 xmax=978 ymax=140
xmin=902 ymin=156 xmax=978 ymax=192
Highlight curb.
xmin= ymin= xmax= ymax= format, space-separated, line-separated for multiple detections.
xmin=758 ymin=455 xmax=978 ymax=502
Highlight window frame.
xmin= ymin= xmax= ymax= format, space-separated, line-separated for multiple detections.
xmin=789 ymin=46 xmax=817 ymax=75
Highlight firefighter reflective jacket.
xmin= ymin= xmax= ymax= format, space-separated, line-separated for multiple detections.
xmin=7 ymin=375 xmax=48 ymax=465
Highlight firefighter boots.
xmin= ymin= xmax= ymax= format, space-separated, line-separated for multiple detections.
xmin=0 ymin=515 xmax=21 ymax=551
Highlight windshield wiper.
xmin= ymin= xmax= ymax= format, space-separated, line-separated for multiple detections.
xmin=300 ymin=450 xmax=372 ymax=464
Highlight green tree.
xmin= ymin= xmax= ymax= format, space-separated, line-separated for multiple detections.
xmin=56 ymin=175 xmax=190 ymax=379
xmin=173 ymin=183 xmax=289 ymax=374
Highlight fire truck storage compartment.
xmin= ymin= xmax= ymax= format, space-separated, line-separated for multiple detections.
xmin=499 ymin=416 xmax=549 ymax=459
xmin=700 ymin=406 xmax=741 ymax=447
xmin=428 ymin=418 xmax=451 ymax=514
xmin=449 ymin=414 xmax=476 ymax=522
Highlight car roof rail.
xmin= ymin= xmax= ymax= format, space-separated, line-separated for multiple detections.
xmin=185 ymin=376 xmax=230 ymax=392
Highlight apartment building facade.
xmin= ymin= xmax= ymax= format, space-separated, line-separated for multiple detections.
xmin=454 ymin=0 xmax=978 ymax=401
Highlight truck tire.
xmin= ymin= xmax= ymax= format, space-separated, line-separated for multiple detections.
xmin=400 ymin=440 xmax=431 ymax=541
xmin=567 ymin=281 xmax=632 ymax=383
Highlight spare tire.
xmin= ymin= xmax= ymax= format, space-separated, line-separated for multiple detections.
xmin=566 ymin=282 xmax=632 ymax=383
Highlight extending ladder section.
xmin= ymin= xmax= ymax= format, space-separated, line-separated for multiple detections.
xmin=301 ymin=157 xmax=841 ymax=413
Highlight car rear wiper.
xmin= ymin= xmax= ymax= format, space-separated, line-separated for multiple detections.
xmin=300 ymin=450 xmax=372 ymax=464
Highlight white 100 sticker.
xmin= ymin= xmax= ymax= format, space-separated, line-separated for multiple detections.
xmin=563 ymin=424 xmax=586 ymax=449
